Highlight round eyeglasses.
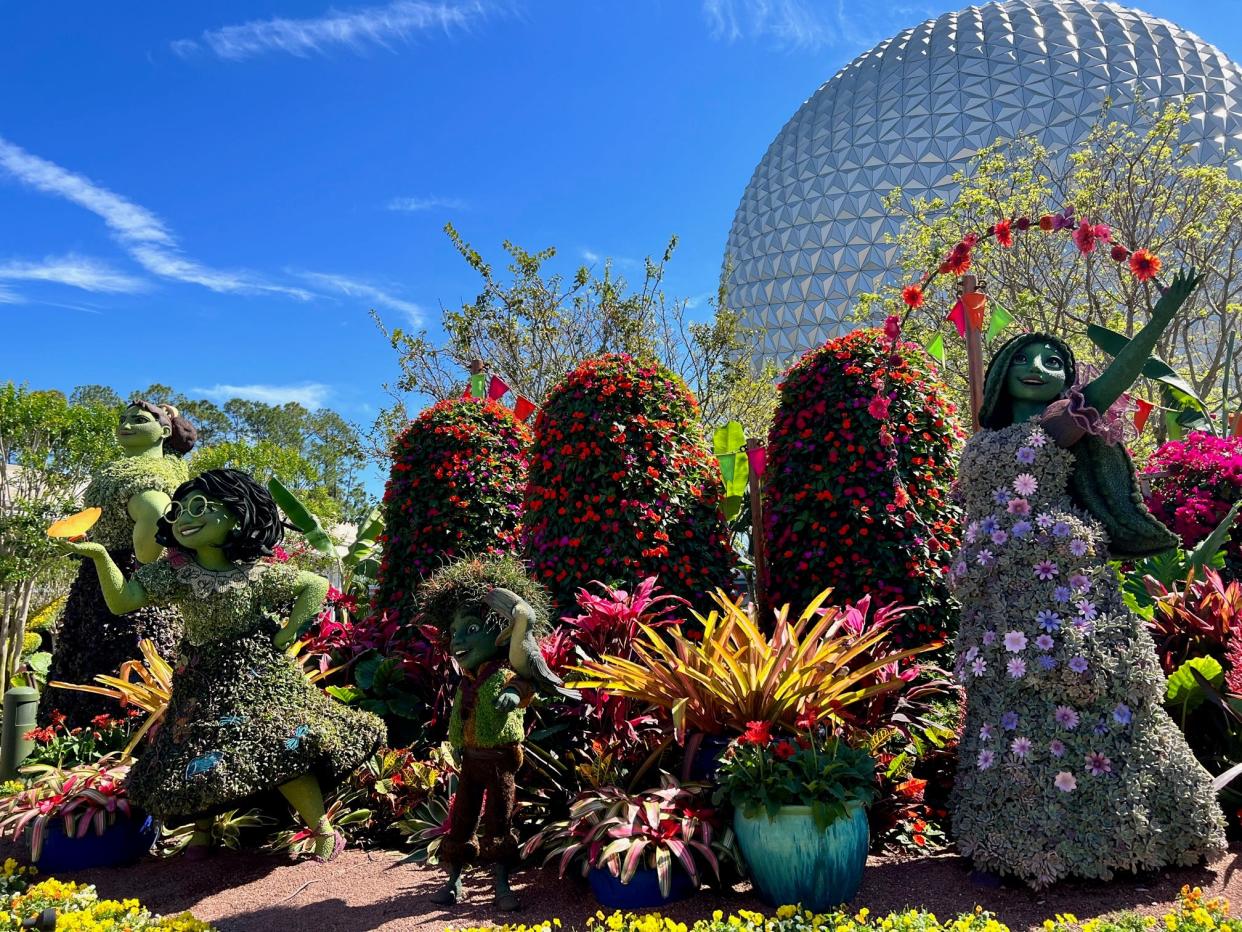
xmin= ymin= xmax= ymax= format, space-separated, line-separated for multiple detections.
xmin=163 ymin=494 xmax=216 ymax=523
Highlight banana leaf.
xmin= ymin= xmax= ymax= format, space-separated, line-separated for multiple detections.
xmin=712 ymin=422 xmax=749 ymax=523
xmin=267 ymin=477 xmax=335 ymax=554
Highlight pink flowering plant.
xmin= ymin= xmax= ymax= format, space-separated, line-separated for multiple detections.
xmin=1145 ymin=433 xmax=1242 ymax=578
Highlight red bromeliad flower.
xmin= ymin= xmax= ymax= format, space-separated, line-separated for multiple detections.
xmin=901 ymin=285 xmax=924 ymax=309
xmin=1130 ymin=248 xmax=1162 ymax=282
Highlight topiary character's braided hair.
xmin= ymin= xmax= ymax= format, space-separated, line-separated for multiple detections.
xmin=127 ymin=399 xmax=197 ymax=456
xmin=979 ymin=332 xmax=1077 ymax=430
xmin=154 ymin=468 xmax=285 ymax=563
xmin=418 ymin=555 xmax=550 ymax=638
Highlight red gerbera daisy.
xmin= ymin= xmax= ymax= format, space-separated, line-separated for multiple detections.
xmin=1130 ymin=249 xmax=1162 ymax=282
xmin=901 ymin=284 xmax=924 ymax=309
xmin=994 ymin=218 xmax=1013 ymax=248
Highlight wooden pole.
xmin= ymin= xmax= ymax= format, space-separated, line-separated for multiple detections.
xmin=746 ymin=439 xmax=770 ymax=625
xmin=959 ymin=275 xmax=986 ymax=433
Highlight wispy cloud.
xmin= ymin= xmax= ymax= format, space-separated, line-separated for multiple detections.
xmin=385 ymin=195 xmax=467 ymax=212
xmin=193 ymin=383 xmax=334 ymax=408
xmin=0 ymin=136 xmax=311 ymax=300
xmin=0 ymin=255 xmax=148 ymax=294
xmin=172 ymin=0 xmax=490 ymax=61
xmin=701 ymin=0 xmax=895 ymax=49
xmin=581 ymin=249 xmax=601 ymax=263
xmin=0 ymin=285 xmax=19 ymax=304
xmin=296 ymin=271 xmax=422 ymax=323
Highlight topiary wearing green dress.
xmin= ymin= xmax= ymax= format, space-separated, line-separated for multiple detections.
xmin=42 ymin=456 xmax=188 ymax=727
xmin=125 ymin=552 xmax=385 ymax=820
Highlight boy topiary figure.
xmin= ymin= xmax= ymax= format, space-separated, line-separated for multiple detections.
xmin=421 ymin=556 xmax=572 ymax=912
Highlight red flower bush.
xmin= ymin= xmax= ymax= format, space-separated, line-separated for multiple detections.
xmin=370 ymin=397 xmax=531 ymax=626
xmin=762 ymin=328 xmax=964 ymax=647
xmin=522 ymin=354 xmax=735 ymax=617
xmin=1145 ymin=432 xmax=1242 ymax=577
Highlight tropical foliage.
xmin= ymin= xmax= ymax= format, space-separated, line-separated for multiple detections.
xmin=1145 ymin=433 xmax=1242 ymax=578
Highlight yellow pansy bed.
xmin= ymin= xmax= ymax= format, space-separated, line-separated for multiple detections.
xmin=447 ymin=887 xmax=1228 ymax=932
xmin=0 ymin=859 xmax=213 ymax=931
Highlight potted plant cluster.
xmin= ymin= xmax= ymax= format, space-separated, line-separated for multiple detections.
xmin=0 ymin=754 xmax=155 ymax=872
xmin=522 ymin=775 xmax=731 ymax=909
xmin=716 ymin=717 xmax=878 ymax=910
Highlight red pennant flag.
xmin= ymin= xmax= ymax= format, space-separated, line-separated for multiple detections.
xmin=487 ymin=375 xmax=510 ymax=401
xmin=1133 ymin=397 xmax=1154 ymax=434
xmin=1232 ymin=412 xmax=1242 ymax=438
xmin=514 ymin=396 xmax=537 ymax=422
xmin=946 ymin=299 xmax=967 ymax=338
xmin=747 ymin=446 xmax=767 ymax=478
xmin=962 ymin=292 xmax=987 ymax=331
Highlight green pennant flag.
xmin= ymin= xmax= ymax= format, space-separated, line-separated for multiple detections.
xmin=469 ymin=373 xmax=487 ymax=398
xmin=986 ymin=302 xmax=1014 ymax=341
xmin=925 ymin=334 xmax=946 ymax=365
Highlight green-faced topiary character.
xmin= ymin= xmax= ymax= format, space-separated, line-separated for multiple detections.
xmin=419 ymin=556 xmax=566 ymax=912
xmin=949 ymin=268 xmax=1225 ymax=887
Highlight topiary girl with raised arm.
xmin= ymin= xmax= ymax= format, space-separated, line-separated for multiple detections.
xmin=58 ymin=468 xmax=385 ymax=861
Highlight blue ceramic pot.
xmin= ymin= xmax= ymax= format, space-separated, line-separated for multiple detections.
xmin=588 ymin=865 xmax=694 ymax=909
xmin=35 ymin=814 xmax=156 ymax=873
xmin=733 ymin=804 xmax=868 ymax=910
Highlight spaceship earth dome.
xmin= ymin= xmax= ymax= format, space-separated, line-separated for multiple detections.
xmin=724 ymin=0 xmax=1242 ymax=360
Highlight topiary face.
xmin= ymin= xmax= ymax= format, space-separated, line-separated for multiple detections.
xmin=448 ymin=607 xmax=505 ymax=672
xmin=1004 ymin=341 xmax=1068 ymax=406
xmin=165 ymin=493 xmax=237 ymax=552
xmin=116 ymin=404 xmax=169 ymax=455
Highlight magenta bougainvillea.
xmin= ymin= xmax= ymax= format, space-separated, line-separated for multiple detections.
xmin=1144 ymin=432 xmax=1242 ymax=576
xmin=522 ymin=354 xmax=735 ymax=618
xmin=371 ymin=397 xmax=531 ymax=626
xmin=762 ymin=328 xmax=964 ymax=647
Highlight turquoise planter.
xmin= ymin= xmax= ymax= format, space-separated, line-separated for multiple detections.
xmin=733 ymin=804 xmax=868 ymax=910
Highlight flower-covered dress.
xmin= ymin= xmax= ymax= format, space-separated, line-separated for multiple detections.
xmin=125 ymin=552 xmax=385 ymax=820
xmin=42 ymin=456 xmax=187 ymax=728
xmin=949 ymin=414 xmax=1224 ymax=887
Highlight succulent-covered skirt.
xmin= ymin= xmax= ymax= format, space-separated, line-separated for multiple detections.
xmin=948 ymin=417 xmax=1223 ymax=888
xmin=127 ymin=619 xmax=385 ymax=821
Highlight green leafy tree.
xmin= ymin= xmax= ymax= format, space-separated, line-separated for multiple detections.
xmin=0 ymin=385 xmax=114 ymax=691
xmin=371 ymin=225 xmax=777 ymax=456
xmin=879 ymin=98 xmax=1242 ymax=437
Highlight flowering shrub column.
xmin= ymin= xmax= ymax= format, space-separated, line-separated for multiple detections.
xmin=522 ymin=354 xmax=735 ymax=617
xmin=1144 ymin=432 xmax=1242 ymax=578
xmin=371 ymin=398 xmax=531 ymax=626
xmin=762 ymin=328 xmax=963 ymax=645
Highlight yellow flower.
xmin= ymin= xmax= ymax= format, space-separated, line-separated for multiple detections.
xmin=777 ymin=907 xmax=798 ymax=920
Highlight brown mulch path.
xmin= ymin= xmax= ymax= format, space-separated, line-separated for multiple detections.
xmin=49 ymin=845 xmax=1242 ymax=932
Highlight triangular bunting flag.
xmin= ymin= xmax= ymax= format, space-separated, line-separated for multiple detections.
xmin=469 ymin=373 xmax=487 ymax=399
xmin=946 ymin=299 xmax=967 ymax=339
xmin=746 ymin=445 xmax=766 ymax=478
xmin=487 ymin=375 xmax=510 ymax=401
xmin=1232 ymin=411 xmax=1242 ymax=438
xmin=985 ymin=302 xmax=1014 ymax=341
xmin=962 ymin=292 xmax=987 ymax=331
xmin=514 ymin=396 xmax=537 ymax=422
xmin=925 ymin=334 xmax=946 ymax=365
xmin=1133 ymin=397 xmax=1154 ymax=434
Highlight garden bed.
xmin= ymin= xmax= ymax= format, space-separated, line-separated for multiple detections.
xmin=40 ymin=844 xmax=1242 ymax=932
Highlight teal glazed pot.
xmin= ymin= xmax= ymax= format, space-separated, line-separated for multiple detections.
xmin=733 ymin=804 xmax=868 ymax=910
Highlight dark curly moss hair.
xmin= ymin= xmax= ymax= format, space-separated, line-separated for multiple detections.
xmin=417 ymin=555 xmax=550 ymax=637
xmin=154 ymin=468 xmax=284 ymax=563
xmin=980 ymin=332 xmax=1078 ymax=430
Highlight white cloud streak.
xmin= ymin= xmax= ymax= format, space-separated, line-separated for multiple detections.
xmin=0 ymin=136 xmax=311 ymax=300
xmin=193 ymin=383 xmax=335 ymax=408
xmin=0 ymin=255 xmax=148 ymax=294
xmin=296 ymin=271 xmax=422 ymax=323
xmin=385 ymin=195 xmax=467 ymax=212
xmin=701 ymin=0 xmax=903 ymax=49
xmin=173 ymin=1 xmax=490 ymax=61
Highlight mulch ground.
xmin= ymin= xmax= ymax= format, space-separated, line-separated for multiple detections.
xmin=44 ymin=844 xmax=1242 ymax=932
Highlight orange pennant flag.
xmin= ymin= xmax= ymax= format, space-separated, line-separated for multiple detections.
xmin=513 ymin=396 xmax=537 ymax=423
xmin=962 ymin=292 xmax=987 ymax=331
xmin=1232 ymin=411 xmax=1242 ymax=437
xmin=1133 ymin=397 xmax=1154 ymax=434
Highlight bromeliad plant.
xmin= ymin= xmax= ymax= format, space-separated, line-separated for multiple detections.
xmin=570 ymin=588 xmax=935 ymax=740
xmin=715 ymin=722 xmax=878 ymax=830
xmin=0 ymin=755 xmax=135 ymax=862
xmin=521 ymin=776 xmax=730 ymax=899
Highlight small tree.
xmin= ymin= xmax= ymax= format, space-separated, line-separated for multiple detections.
xmin=762 ymin=330 xmax=964 ymax=647
xmin=369 ymin=397 xmax=531 ymax=627
xmin=880 ymin=98 xmax=1242 ymax=435
xmin=0 ymin=385 xmax=114 ymax=692
xmin=371 ymin=226 xmax=777 ymax=455
xmin=522 ymin=354 xmax=736 ymax=618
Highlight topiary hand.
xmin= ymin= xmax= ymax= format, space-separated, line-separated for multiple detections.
xmin=494 ymin=688 xmax=520 ymax=712
xmin=54 ymin=539 xmax=107 ymax=560
xmin=1153 ymin=266 xmax=1203 ymax=320
xmin=484 ymin=587 xmax=526 ymax=622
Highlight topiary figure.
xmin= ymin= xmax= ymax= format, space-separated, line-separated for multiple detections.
xmin=522 ymin=354 xmax=735 ymax=618
xmin=762 ymin=328 xmax=963 ymax=646
xmin=371 ymin=397 xmax=531 ymax=627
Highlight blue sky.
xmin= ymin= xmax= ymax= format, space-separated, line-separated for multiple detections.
xmin=3 ymin=0 xmax=1240 ymax=423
